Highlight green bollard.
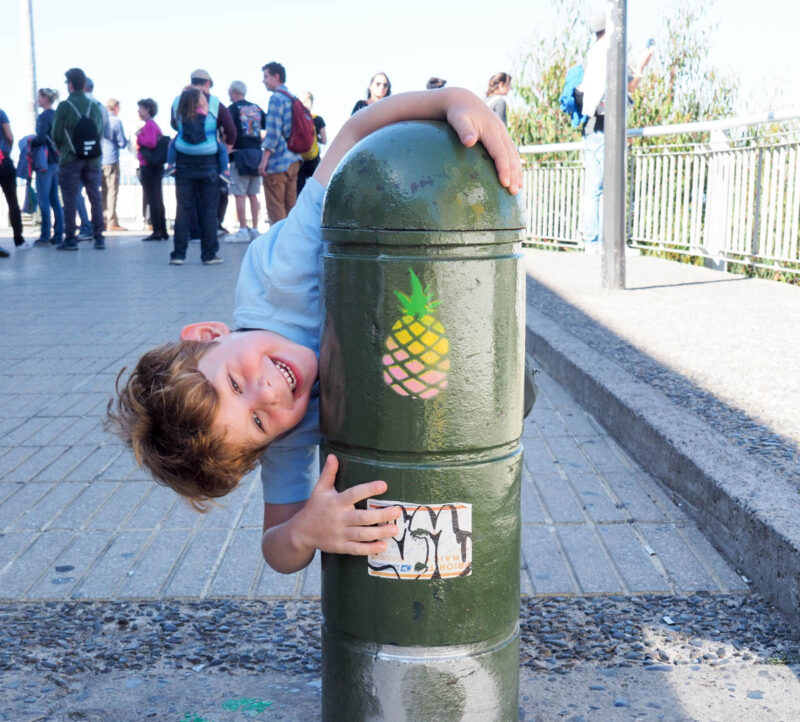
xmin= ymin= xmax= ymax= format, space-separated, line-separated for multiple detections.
xmin=320 ymin=121 xmax=525 ymax=721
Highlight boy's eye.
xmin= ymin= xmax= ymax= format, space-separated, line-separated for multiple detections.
xmin=229 ymin=375 xmax=241 ymax=393
xmin=253 ymin=413 xmax=264 ymax=431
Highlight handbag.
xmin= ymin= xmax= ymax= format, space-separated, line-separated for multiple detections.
xmin=21 ymin=180 xmax=38 ymax=214
xmin=140 ymin=134 xmax=170 ymax=166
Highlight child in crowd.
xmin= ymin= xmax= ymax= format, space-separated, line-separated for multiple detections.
xmin=108 ymin=87 xmax=521 ymax=574
xmin=165 ymin=86 xmax=231 ymax=185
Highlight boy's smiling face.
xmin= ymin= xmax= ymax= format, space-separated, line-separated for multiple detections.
xmin=182 ymin=324 xmax=318 ymax=450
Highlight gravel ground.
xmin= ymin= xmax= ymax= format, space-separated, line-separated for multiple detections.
xmin=1 ymin=594 xmax=798 ymax=721
xmin=525 ymin=276 xmax=800 ymax=489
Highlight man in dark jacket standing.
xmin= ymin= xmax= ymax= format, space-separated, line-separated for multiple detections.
xmin=52 ymin=67 xmax=106 ymax=250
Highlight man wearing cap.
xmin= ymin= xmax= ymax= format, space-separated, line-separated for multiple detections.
xmin=577 ymin=11 xmax=653 ymax=254
xmin=169 ymin=69 xmax=237 ymax=265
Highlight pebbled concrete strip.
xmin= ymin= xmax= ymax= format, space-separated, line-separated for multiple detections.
xmin=526 ymin=307 xmax=800 ymax=625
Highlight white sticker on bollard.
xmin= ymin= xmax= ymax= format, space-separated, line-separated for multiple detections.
xmin=367 ymin=499 xmax=472 ymax=580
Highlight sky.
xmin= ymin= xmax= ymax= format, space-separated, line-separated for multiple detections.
xmin=2 ymin=0 xmax=799 ymax=154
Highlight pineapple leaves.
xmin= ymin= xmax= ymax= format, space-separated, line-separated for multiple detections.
xmin=394 ymin=268 xmax=441 ymax=318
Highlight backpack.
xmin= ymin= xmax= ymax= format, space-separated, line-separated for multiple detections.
xmin=559 ymin=65 xmax=588 ymax=128
xmin=66 ymin=100 xmax=102 ymax=159
xmin=275 ymin=89 xmax=315 ymax=154
xmin=179 ymin=114 xmax=207 ymax=145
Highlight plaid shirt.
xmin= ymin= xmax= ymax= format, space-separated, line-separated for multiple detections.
xmin=261 ymin=84 xmax=300 ymax=173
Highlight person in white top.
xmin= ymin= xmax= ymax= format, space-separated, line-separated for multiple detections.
xmin=578 ymin=11 xmax=654 ymax=253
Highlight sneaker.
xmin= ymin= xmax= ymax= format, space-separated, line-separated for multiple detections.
xmin=249 ymin=227 xmax=260 ymax=241
xmin=0 ymin=247 xmax=9 ymax=258
xmin=94 ymin=239 xmax=106 ymax=249
xmin=33 ymin=239 xmax=51 ymax=248
xmin=55 ymin=240 xmax=79 ymax=251
xmin=108 ymin=224 xmax=127 ymax=232
xmin=77 ymin=232 xmax=93 ymax=242
xmin=202 ymin=256 xmax=224 ymax=265
xmin=225 ymin=228 xmax=252 ymax=243
xmin=169 ymin=257 xmax=184 ymax=265
xmin=16 ymin=241 xmax=33 ymax=250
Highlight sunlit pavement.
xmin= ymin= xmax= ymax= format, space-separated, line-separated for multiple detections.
xmin=0 ymin=229 xmax=797 ymax=720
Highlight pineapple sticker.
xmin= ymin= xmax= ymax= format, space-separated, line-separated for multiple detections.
xmin=382 ymin=268 xmax=450 ymax=400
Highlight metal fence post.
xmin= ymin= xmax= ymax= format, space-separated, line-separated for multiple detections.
xmin=751 ymin=141 xmax=765 ymax=260
xmin=602 ymin=0 xmax=628 ymax=289
xmin=319 ymin=120 xmax=525 ymax=721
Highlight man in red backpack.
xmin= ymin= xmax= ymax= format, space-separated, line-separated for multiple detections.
xmin=258 ymin=62 xmax=302 ymax=225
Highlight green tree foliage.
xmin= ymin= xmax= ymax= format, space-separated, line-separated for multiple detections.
xmin=508 ymin=0 xmax=739 ymax=148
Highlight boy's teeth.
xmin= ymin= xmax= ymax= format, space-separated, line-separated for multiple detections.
xmin=274 ymin=360 xmax=297 ymax=391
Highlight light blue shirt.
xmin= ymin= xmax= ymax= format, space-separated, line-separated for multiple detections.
xmin=0 ymin=109 xmax=11 ymax=155
xmin=101 ymin=114 xmax=128 ymax=165
xmin=234 ymin=178 xmax=325 ymax=503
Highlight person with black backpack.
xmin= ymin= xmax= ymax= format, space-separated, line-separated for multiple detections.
xmin=51 ymin=67 xmax=106 ymax=250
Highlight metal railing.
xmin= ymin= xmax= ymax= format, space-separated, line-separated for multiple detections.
xmin=519 ymin=109 xmax=800 ymax=275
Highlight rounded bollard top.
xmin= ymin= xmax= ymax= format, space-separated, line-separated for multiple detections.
xmin=322 ymin=120 xmax=524 ymax=234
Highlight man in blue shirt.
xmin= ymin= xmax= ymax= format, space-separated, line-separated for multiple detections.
xmin=257 ymin=61 xmax=301 ymax=225
xmin=101 ymin=98 xmax=129 ymax=231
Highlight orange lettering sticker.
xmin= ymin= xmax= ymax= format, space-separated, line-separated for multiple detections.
xmin=367 ymin=499 xmax=472 ymax=580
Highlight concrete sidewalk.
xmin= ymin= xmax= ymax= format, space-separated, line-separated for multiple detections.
xmin=523 ymin=248 xmax=800 ymax=624
xmin=0 ymin=233 xmax=798 ymax=721
xmin=0 ymin=237 xmax=746 ymax=602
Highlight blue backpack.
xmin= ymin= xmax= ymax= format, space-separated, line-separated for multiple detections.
xmin=560 ymin=64 xmax=588 ymax=128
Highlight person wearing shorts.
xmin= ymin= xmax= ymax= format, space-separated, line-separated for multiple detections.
xmin=227 ymin=80 xmax=266 ymax=242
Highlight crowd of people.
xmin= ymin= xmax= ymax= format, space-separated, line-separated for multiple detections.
xmin=0 ymin=65 xmax=511 ymax=260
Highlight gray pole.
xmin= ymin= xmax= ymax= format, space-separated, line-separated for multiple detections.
xmin=602 ymin=0 xmax=627 ymax=289
xmin=20 ymin=0 xmax=38 ymax=134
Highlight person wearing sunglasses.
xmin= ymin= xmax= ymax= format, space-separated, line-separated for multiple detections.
xmin=351 ymin=72 xmax=392 ymax=115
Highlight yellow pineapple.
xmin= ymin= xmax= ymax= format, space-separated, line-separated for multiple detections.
xmin=382 ymin=268 xmax=450 ymax=399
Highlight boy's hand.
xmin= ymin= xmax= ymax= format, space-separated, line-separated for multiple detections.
xmin=294 ymin=454 xmax=402 ymax=556
xmin=443 ymin=90 xmax=523 ymax=195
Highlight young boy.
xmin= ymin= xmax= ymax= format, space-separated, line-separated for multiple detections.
xmin=109 ymin=87 xmax=522 ymax=574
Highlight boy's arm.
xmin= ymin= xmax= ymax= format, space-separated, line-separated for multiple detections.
xmin=261 ymin=455 xmax=401 ymax=574
xmin=314 ymin=87 xmax=522 ymax=193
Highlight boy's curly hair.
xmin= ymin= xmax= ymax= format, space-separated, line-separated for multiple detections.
xmin=106 ymin=340 xmax=268 ymax=511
